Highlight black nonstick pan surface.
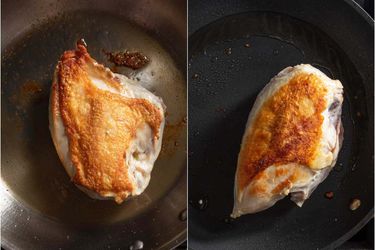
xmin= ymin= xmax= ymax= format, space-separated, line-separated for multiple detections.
xmin=188 ymin=0 xmax=374 ymax=249
xmin=1 ymin=0 xmax=186 ymax=249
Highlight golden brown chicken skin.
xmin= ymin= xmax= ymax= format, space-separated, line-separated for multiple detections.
xmin=50 ymin=45 xmax=163 ymax=203
xmin=232 ymin=64 xmax=343 ymax=217
xmin=237 ymin=73 xmax=327 ymax=193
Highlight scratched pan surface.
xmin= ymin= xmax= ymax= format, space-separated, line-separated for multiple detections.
xmin=1 ymin=0 xmax=186 ymax=249
xmin=188 ymin=0 xmax=373 ymax=249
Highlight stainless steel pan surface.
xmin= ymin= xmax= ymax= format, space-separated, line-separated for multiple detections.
xmin=1 ymin=0 xmax=187 ymax=249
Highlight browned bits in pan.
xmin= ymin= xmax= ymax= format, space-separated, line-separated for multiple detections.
xmin=224 ymin=47 xmax=232 ymax=55
xmin=349 ymin=198 xmax=361 ymax=211
xmin=10 ymin=80 xmax=44 ymax=109
xmin=324 ymin=191 xmax=334 ymax=199
xmin=20 ymin=81 xmax=43 ymax=95
xmin=104 ymin=50 xmax=149 ymax=70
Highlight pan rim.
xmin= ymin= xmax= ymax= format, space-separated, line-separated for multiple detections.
xmin=324 ymin=208 xmax=374 ymax=249
xmin=344 ymin=0 xmax=374 ymax=24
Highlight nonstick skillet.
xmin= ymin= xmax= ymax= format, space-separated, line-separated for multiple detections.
xmin=188 ymin=0 xmax=374 ymax=249
xmin=1 ymin=0 xmax=186 ymax=249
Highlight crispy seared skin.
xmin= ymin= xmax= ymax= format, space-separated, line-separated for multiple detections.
xmin=51 ymin=45 xmax=162 ymax=202
xmin=237 ymin=73 xmax=327 ymax=194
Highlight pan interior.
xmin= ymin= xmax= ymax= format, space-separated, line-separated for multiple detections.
xmin=188 ymin=11 xmax=373 ymax=250
xmin=2 ymin=10 xmax=186 ymax=225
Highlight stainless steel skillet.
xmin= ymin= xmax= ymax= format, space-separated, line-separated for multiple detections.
xmin=1 ymin=0 xmax=187 ymax=249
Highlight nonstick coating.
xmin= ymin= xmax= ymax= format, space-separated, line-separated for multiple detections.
xmin=1 ymin=0 xmax=186 ymax=249
xmin=188 ymin=0 xmax=373 ymax=249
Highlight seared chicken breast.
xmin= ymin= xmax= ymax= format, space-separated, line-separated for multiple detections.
xmin=232 ymin=64 xmax=343 ymax=217
xmin=49 ymin=44 xmax=165 ymax=203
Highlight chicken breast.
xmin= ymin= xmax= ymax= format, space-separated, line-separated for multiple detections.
xmin=232 ymin=64 xmax=343 ymax=217
xmin=49 ymin=44 xmax=165 ymax=203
